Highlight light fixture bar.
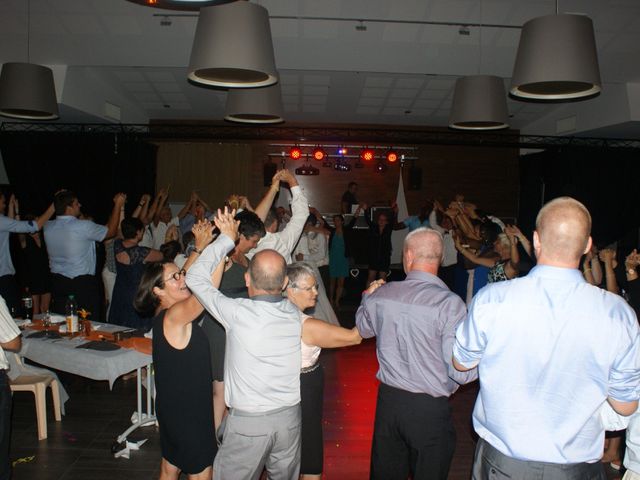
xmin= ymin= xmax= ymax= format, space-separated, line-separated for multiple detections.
xmin=152 ymin=13 xmax=523 ymax=30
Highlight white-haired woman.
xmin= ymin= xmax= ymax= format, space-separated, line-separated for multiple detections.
xmin=286 ymin=262 xmax=362 ymax=480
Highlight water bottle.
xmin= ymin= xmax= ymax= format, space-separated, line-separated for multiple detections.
xmin=65 ymin=295 xmax=78 ymax=333
xmin=21 ymin=288 xmax=32 ymax=321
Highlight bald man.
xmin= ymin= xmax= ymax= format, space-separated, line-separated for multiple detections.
xmin=356 ymin=227 xmax=477 ymax=480
xmin=454 ymin=197 xmax=640 ymax=479
xmin=186 ymin=211 xmax=302 ymax=480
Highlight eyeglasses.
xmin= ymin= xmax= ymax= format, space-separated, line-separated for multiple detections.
xmin=292 ymin=283 xmax=318 ymax=292
xmin=163 ymin=269 xmax=186 ymax=283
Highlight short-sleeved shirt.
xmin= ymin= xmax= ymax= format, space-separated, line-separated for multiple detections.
xmin=0 ymin=295 xmax=21 ymax=370
xmin=0 ymin=214 xmax=39 ymax=276
xmin=44 ymin=216 xmax=108 ymax=278
xmin=454 ymin=265 xmax=640 ymax=464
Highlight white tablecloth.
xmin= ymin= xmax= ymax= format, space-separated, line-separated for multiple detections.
xmin=19 ymin=324 xmax=152 ymax=389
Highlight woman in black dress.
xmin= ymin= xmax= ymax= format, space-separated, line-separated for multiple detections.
xmin=364 ymin=207 xmax=394 ymax=287
xmin=134 ymin=219 xmax=222 ymax=480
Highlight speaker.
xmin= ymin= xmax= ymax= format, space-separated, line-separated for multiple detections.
xmin=408 ymin=166 xmax=422 ymax=190
xmin=263 ymin=161 xmax=277 ymax=186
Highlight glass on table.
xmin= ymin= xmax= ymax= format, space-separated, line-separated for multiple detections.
xmin=42 ymin=311 xmax=51 ymax=331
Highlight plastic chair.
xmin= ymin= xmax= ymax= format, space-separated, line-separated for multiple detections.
xmin=9 ymin=355 xmax=62 ymax=441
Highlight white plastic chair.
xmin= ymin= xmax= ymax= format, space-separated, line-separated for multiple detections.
xmin=8 ymin=353 xmax=62 ymax=440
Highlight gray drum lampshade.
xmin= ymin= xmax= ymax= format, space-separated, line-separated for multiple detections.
xmin=224 ymin=83 xmax=284 ymax=124
xmin=0 ymin=62 xmax=59 ymax=120
xmin=449 ymin=75 xmax=509 ymax=130
xmin=510 ymin=14 xmax=601 ymax=100
xmin=188 ymin=2 xmax=278 ymax=88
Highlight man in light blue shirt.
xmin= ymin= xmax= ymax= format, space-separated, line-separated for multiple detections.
xmin=0 ymin=192 xmax=54 ymax=313
xmin=44 ymin=191 xmax=124 ymax=319
xmin=454 ymin=197 xmax=640 ymax=479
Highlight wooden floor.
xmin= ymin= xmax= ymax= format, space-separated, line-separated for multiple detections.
xmin=8 ymin=305 xmax=619 ymax=479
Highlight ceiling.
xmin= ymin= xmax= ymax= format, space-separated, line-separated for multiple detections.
xmin=1 ymin=0 xmax=640 ymax=138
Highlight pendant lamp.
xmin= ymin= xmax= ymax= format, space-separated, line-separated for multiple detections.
xmin=510 ymin=14 xmax=601 ymax=100
xmin=188 ymin=2 xmax=278 ymax=88
xmin=0 ymin=63 xmax=59 ymax=120
xmin=450 ymin=76 xmax=509 ymax=130
xmin=0 ymin=0 xmax=58 ymax=120
xmin=224 ymin=83 xmax=283 ymax=124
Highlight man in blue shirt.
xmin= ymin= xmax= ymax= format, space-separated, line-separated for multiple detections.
xmin=0 ymin=192 xmax=54 ymax=313
xmin=44 ymin=191 xmax=125 ymax=320
xmin=356 ymin=227 xmax=477 ymax=479
xmin=454 ymin=197 xmax=640 ymax=479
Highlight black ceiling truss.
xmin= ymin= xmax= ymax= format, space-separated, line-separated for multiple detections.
xmin=1 ymin=122 xmax=640 ymax=151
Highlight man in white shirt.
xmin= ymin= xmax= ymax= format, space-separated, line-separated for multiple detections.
xmin=186 ymin=209 xmax=302 ymax=480
xmin=0 ymin=295 xmax=21 ymax=480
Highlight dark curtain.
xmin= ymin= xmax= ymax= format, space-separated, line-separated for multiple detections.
xmin=518 ymin=147 xmax=640 ymax=250
xmin=0 ymin=132 xmax=157 ymax=222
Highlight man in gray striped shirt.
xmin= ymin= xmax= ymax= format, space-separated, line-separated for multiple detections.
xmin=356 ymin=227 xmax=477 ymax=480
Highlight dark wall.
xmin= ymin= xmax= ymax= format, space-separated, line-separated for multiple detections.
xmin=518 ymin=148 xmax=640 ymax=250
xmin=0 ymin=132 xmax=157 ymax=222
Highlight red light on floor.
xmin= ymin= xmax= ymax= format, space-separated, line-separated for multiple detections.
xmin=360 ymin=149 xmax=375 ymax=162
xmin=147 ymin=0 xmax=157 ymax=4
xmin=386 ymin=150 xmax=398 ymax=163
xmin=312 ymin=147 xmax=326 ymax=161
xmin=289 ymin=147 xmax=302 ymax=160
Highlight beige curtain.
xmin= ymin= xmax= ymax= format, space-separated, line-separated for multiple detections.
xmin=155 ymin=142 xmax=252 ymax=211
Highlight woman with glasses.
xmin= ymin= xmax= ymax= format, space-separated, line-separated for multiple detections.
xmin=134 ymin=218 xmax=225 ymax=480
xmin=286 ymin=262 xmax=362 ymax=480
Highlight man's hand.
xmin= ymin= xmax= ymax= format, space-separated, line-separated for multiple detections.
xmin=279 ymin=169 xmax=299 ymax=187
xmin=599 ymin=248 xmax=616 ymax=265
xmin=364 ymin=279 xmax=385 ymax=295
xmin=192 ymin=220 xmax=214 ymax=251
xmin=140 ymin=194 xmax=151 ymax=205
xmin=114 ymin=193 xmax=127 ymax=206
xmin=214 ymin=207 xmax=239 ymax=243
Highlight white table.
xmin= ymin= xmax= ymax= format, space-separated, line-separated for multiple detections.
xmin=18 ymin=321 xmax=156 ymax=457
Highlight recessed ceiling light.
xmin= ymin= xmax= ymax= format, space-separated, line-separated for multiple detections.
xmin=125 ymin=0 xmax=238 ymax=11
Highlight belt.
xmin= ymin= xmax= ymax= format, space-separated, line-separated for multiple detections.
xmin=229 ymin=403 xmax=299 ymax=417
xmin=301 ymin=362 xmax=320 ymax=374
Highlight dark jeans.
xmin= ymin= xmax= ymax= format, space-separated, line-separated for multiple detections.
xmin=370 ymin=383 xmax=455 ymax=480
xmin=51 ymin=273 xmax=102 ymax=320
xmin=0 ymin=275 xmax=19 ymax=316
xmin=0 ymin=370 xmax=12 ymax=480
xmin=472 ymin=438 xmax=607 ymax=480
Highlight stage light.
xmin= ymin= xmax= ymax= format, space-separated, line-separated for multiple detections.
xmin=338 ymin=147 xmax=348 ymax=156
xmin=312 ymin=147 xmax=326 ymax=161
xmin=386 ymin=150 xmax=398 ymax=163
xmin=375 ymin=162 xmax=388 ymax=173
xmin=289 ymin=146 xmax=302 ymax=160
xmin=360 ymin=148 xmax=375 ymax=162
xmin=334 ymin=160 xmax=351 ymax=172
xmin=295 ymin=165 xmax=319 ymax=176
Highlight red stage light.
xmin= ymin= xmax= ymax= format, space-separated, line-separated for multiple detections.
xmin=386 ymin=150 xmax=398 ymax=163
xmin=360 ymin=149 xmax=375 ymax=162
xmin=289 ymin=147 xmax=302 ymax=160
xmin=312 ymin=147 xmax=326 ymax=161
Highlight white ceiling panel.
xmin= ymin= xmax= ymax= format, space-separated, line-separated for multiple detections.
xmin=0 ymin=0 xmax=637 ymax=137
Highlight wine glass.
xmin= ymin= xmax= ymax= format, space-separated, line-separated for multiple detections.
xmin=42 ymin=310 xmax=51 ymax=332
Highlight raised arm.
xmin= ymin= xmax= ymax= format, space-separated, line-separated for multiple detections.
xmin=454 ymin=234 xmax=497 ymax=269
xmin=185 ymin=209 xmax=240 ymax=329
xmin=254 ymin=170 xmax=283 ymax=221
xmin=166 ymin=219 xmax=221 ymax=326
xmin=277 ymin=170 xmax=310 ymax=253
xmin=599 ymin=248 xmax=620 ymax=295
xmin=302 ymin=318 xmax=362 ymax=348
xmin=133 ymin=194 xmax=151 ymax=223
xmin=508 ymin=224 xmax=532 ymax=258
xmin=104 ymin=193 xmax=127 ymax=240
xmin=176 ymin=191 xmax=195 ymax=220
xmin=504 ymin=230 xmax=520 ymax=279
